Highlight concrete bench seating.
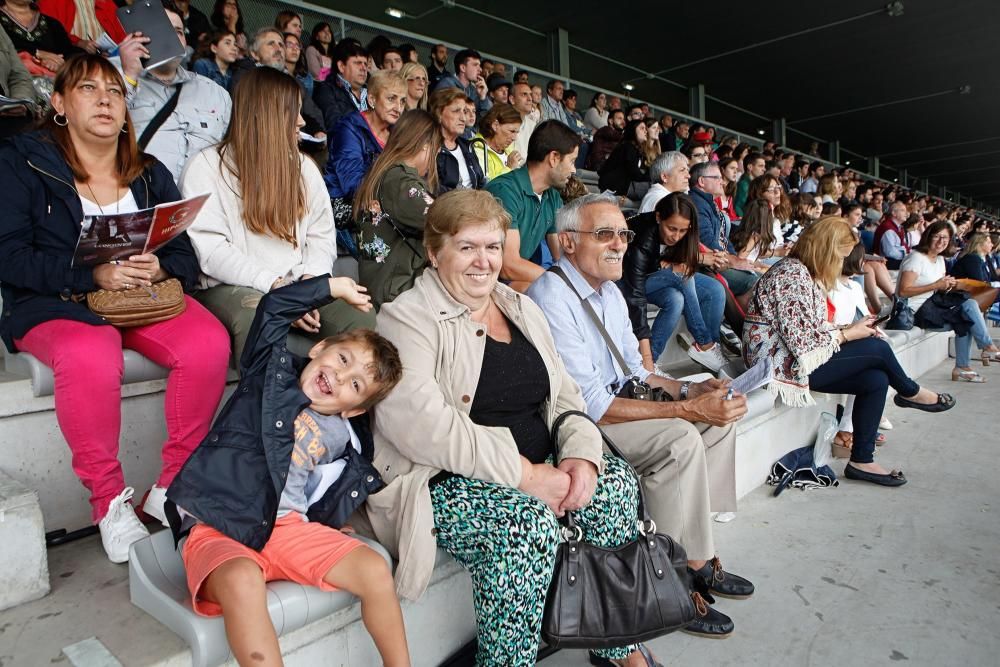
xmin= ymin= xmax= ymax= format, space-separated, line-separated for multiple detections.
xmin=5 ymin=350 xmax=170 ymax=398
xmin=129 ymin=528 xmax=395 ymax=667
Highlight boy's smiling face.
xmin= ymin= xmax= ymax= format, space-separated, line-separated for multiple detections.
xmin=300 ymin=340 xmax=379 ymax=418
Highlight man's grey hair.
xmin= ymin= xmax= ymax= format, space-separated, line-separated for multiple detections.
xmin=649 ymin=151 xmax=686 ymax=184
xmin=688 ymin=160 xmax=720 ymax=191
xmin=555 ymin=192 xmax=620 ymax=235
xmin=251 ymin=26 xmax=283 ymax=56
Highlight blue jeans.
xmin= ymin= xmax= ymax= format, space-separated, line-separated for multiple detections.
xmin=954 ymin=298 xmax=994 ymax=367
xmin=810 ymin=337 xmax=920 ymax=464
xmin=645 ymin=270 xmax=725 ymax=359
xmin=720 ymin=268 xmax=758 ymax=296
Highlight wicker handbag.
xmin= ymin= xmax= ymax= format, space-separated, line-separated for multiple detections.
xmin=86 ymin=278 xmax=186 ymax=327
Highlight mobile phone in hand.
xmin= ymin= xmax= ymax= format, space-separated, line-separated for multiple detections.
xmin=872 ymin=313 xmax=891 ymax=327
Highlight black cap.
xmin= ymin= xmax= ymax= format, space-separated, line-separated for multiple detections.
xmin=486 ymin=73 xmax=512 ymax=92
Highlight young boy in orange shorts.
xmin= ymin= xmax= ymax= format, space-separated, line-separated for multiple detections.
xmin=166 ymin=276 xmax=410 ymax=667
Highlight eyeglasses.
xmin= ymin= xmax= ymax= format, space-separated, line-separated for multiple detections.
xmin=930 ymin=234 xmax=950 ymax=241
xmin=700 ymin=175 xmax=722 ymax=180
xmin=765 ymin=187 xmax=783 ymax=193
xmin=407 ymin=76 xmax=428 ymax=82
xmin=691 ymin=152 xmax=707 ymax=158
xmin=567 ymin=228 xmax=636 ymax=243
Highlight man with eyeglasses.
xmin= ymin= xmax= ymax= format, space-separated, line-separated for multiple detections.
xmin=527 ymin=192 xmax=753 ymax=642
xmin=690 ymin=161 xmax=760 ymax=307
xmin=123 ymin=0 xmax=231 ymax=183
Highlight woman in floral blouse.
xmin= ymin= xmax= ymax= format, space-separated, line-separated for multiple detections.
xmin=354 ymin=109 xmax=440 ymax=308
xmin=743 ymin=217 xmax=955 ymax=487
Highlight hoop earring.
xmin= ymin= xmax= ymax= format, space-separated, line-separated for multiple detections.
xmin=53 ymin=113 xmax=68 ymax=127
xmin=121 ymin=122 xmax=128 ymax=134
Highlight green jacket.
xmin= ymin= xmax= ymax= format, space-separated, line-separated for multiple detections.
xmin=733 ymin=174 xmax=751 ymax=218
xmin=0 ymin=28 xmax=36 ymax=102
xmin=356 ymin=163 xmax=434 ymax=308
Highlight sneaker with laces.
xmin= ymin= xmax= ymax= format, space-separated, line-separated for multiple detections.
xmin=687 ymin=343 xmax=726 ymax=373
xmin=98 ymin=487 xmax=150 ymax=563
xmin=142 ymin=485 xmax=170 ymax=528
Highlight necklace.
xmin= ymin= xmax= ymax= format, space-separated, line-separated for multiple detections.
xmin=85 ymin=182 xmax=122 ymax=215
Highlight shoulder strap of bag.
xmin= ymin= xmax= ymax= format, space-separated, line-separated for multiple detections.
xmin=548 ymin=265 xmax=633 ymax=378
xmin=138 ymin=82 xmax=184 ymax=151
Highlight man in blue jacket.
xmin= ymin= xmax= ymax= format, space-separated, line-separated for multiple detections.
xmin=689 ymin=161 xmax=759 ymax=303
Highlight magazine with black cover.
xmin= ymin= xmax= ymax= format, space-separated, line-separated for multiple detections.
xmin=72 ymin=193 xmax=209 ymax=267
xmin=116 ymin=0 xmax=185 ymax=71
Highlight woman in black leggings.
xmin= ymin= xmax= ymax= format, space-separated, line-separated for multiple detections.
xmin=744 ymin=217 xmax=955 ymax=487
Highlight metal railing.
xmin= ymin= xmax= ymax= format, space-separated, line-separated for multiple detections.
xmin=191 ymin=0 xmax=997 ymax=218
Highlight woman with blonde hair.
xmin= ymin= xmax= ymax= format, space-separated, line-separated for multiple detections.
xmin=400 ymin=61 xmax=429 ymax=110
xmin=183 ymin=67 xmax=375 ymax=363
xmin=325 ymin=69 xmax=407 ymax=252
xmin=469 ymin=102 xmax=522 ymax=182
xmin=744 ymin=217 xmax=954 ymax=487
xmin=355 ymin=109 xmax=441 ymax=307
xmin=817 ymin=172 xmax=842 ymax=204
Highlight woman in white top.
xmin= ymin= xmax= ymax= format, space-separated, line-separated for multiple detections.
xmin=896 ymin=220 xmax=999 ymax=383
xmin=183 ymin=67 xmax=375 ymax=364
xmin=582 ymin=91 xmax=608 ymax=134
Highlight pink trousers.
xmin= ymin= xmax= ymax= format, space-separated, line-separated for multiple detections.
xmin=15 ymin=296 xmax=230 ymax=522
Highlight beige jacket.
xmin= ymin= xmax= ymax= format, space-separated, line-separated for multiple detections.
xmin=369 ymin=270 xmax=604 ymax=601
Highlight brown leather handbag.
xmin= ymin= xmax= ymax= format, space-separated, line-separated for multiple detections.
xmin=541 ymin=411 xmax=697 ymax=649
xmin=87 ymin=278 xmax=186 ymax=327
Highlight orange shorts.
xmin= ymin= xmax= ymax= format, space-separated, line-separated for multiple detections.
xmin=182 ymin=512 xmax=364 ymax=617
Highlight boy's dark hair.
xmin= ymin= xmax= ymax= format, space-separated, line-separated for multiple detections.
xmin=318 ymin=329 xmax=402 ymax=409
xmin=526 ymin=120 xmax=580 ymax=163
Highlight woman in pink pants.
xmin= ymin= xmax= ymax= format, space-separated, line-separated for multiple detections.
xmin=0 ymin=54 xmax=229 ymax=563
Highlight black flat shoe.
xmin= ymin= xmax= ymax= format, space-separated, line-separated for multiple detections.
xmin=844 ymin=464 xmax=907 ymax=487
xmin=893 ymin=392 xmax=955 ymax=413
xmin=681 ymin=593 xmax=734 ymax=639
xmin=689 ymin=557 xmax=755 ymax=599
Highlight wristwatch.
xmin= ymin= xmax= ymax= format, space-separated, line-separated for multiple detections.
xmin=679 ymin=381 xmax=692 ymax=400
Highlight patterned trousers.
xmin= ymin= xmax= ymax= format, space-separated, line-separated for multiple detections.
xmin=430 ymin=454 xmax=640 ymax=667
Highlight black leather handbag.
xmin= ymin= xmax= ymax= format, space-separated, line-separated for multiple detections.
xmin=886 ymin=296 xmax=915 ymax=331
xmin=541 ymin=411 xmax=697 ymax=649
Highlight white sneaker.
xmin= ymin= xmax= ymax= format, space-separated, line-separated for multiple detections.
xmin=713 ymin=511 xmax=737 ymax=523
xmin=99 ymin=487 xmax=150 ymax=564
xmin=687 ymin=343 xmax=726 ymax=373
xmin=143 ymin=485 xmax=170 ymax=527
xmin=879 ymin=417 xmax=893 ymax=430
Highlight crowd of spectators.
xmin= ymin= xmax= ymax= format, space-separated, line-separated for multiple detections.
xmin=2 ymin=2 xmax=999 ymax=665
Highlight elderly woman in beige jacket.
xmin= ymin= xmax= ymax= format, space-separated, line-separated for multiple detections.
xmin=370 ymin=189 xmax=649 ymax=667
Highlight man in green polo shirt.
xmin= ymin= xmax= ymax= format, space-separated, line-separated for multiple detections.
xmin=485 ymin=120 xmax=579 ymax=291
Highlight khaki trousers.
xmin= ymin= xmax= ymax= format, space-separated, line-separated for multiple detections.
xmin=602 ymin=419 xmax=736 ymax=561
xmin=195 ymin=284 xmax=377 ymax=366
